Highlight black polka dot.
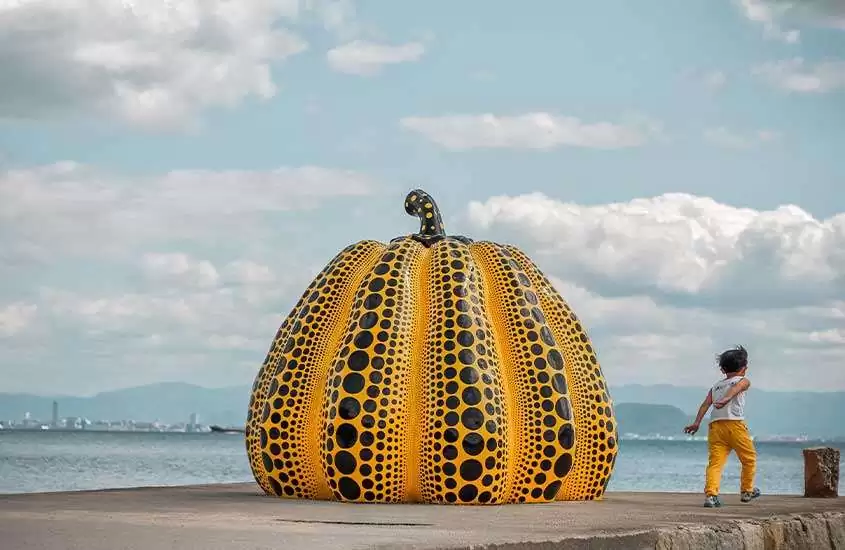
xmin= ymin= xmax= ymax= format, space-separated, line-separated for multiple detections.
xmin=548 ymin=349 xmax=564 ymax=370
xmin=348 ymin=350 xmax=369 ymax=371
xmin=554 ymin=454 xmax=573 ymax=477
xmin=354 ymin=331 xmax=374 ymax=349
xmin=462 ymin=387 xmax=481 ymax=406
xmin=338 ymin=397 xmax=361 ymax=420
xmin=461 ymin=408 xmax=484 ymax=430
xmin=459 ymin=484 xmax=478 ymax=502
xmin=543 ymin=481 xmax=562 ymax=500
xmin=342 ymin=373 xmax=365 ymax=393
xmin=364 ymin=294 xmax=382 ymax=309
xmin=555 ymin=398 xmax=571 ymax=420
xmin=460 ymin=367 xmax=479 ymax=384
xmin=462 ymin=433 xmax=484 ymax=455
xmin=335 ymin=451 xmax=357 ymax=475
xmin=359 ymin=312 xmax=378 ymax=329
xmin=558 ymin=424 xmax=574 ymax=449
xmin=336 ymin=423 xmax=358 ymax=448
xmin=552 ymin=373 xmax=567 ymax=394
xmin=457 ymin=331 xmax=474 ymax=346
xmin=338 ymin=477 xmax=361 ymax=500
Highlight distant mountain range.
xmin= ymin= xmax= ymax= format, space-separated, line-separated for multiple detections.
xmin=611 ymin=384 xmax=845 ymax=438
xmin=1 ymin=382 xmax=843 ymax=438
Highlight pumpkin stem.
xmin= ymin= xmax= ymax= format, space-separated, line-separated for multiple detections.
xmin=405 ymin=189 xmax=446 ymax=243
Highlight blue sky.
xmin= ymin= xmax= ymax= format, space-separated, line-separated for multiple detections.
xmin=0 ymin=0 xmax=843 ymax=396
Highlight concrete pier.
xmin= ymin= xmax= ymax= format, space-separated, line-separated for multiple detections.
xmin=0 ymin=483 xmax=842 ymax=549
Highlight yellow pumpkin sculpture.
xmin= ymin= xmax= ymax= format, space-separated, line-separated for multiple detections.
xmin=245 ymin=189 xmax=617 ymax=504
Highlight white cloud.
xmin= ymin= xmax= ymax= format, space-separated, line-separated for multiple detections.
xmin=0 ymin=303 xmax=37 ymax=338
xmin=305 ymin=0 xmax=362 ymax=39
xmin=0 ymin=162 xmax=377 ymax=262
xmin=0 ymin=158 xmax=378 ymax=392
xmin=736 ymin=0 xmax=801 ymax=43
xmin=326 ymin=40 xmax=425 ymax=75
xmin=546 ymin=277 xmax=845 ymax=391
xmin=142 ymin=254 xmax=278 ymax=294
xmin=703 ymin=127 xmax=781 ymax=149
xmin=23 ymin=284 xmax=288 ymax=390
xmin=0 ymin=0 xmax=307 ymax=129
xmin=3 ymin=180 xmax=845 ymax=392
xmin=466 ymin=192 xmax=845 ymax=307
xmin=208 ymin=334 xmax=265 ymax=351
xmin=142 ymin=253 xmax=221 ymax=289
xmin=400 ymin=113 xmax=664 ymax=151
xmin=753 ymin=58 xmax=845 ymax=93
xmin=224 ymin=260 xmax=276 ymax=285
xmin=752 ymin=0 xmax=845 ymax=32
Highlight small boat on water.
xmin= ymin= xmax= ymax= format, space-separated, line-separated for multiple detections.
xmin=209 ymin=425 xmax=245 ymax=434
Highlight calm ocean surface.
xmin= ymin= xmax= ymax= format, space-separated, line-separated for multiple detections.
xmin=0 ymin=431 xmax=841 ymax=496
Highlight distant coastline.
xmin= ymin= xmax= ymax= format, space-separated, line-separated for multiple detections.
xmin=2 ymin=382 xmax=844 ymax=440
xmin=2 ymin=427 xmax=841 ymax=444
xmin=209 ymin=425 xmax=245 ymax=434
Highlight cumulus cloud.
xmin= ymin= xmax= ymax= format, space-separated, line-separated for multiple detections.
xmin=751 ymin=0 xmax=845 ymax=31
xmin=0 ymin=0 xmax=307 ymax=129
xmin=466 ymin=192 xmax=845 ymax=308
xmin=753 ymin=58 xmax=845 ymax=93
xmin=305 ymin=0 xmax=363 ymax=39
xmin=141 ymin=254 xmax=278 ymax=290
xmin=3 ymin=181 xmax=844 ymax=393
xmin=327 ymin=40 xmax=425 ymax=75
xmin=400 ymin=113 xmax=664 ymax=151
xmin=142 ymin=253 xmax=221 ymax=289
xmin=0 ymin=162 xmax=377 ymax=263
xmin=548 ymin=277 xmax=845 ymax=391
xmin=25 ymin=235 xmax=316 ymax=383
xmin=736 ymin=0 xmax=801 ymax=42
xmin=224 ymin=260 xmax=276 ymax=285
xmin=703 ymin=127 xmax=781 ymax=149
xmin=0 ymin=158 xmax=380 ymax=392
xmin=0 ymin=303 xmax=37 ymax=338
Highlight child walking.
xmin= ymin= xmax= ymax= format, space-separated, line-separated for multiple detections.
xmin=684 ymin=345 xmax=761 ymax=508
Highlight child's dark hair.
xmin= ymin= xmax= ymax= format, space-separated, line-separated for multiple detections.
xmin=717 ymin=345 xmax=748 ymax=373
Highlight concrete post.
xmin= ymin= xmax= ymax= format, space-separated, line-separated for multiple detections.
xmin=803 ymin=446 xmax=840 ymax=498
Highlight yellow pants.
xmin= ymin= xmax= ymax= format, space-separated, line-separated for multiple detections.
xmin=705 ymin=419 xmax=756 ymax=496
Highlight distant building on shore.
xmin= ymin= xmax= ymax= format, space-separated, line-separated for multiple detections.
xmin=187 ymin=413 xmax=199 ymax=433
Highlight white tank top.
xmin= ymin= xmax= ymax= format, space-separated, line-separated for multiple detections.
xmin=709 ymin=375 xmax=747 ymax=422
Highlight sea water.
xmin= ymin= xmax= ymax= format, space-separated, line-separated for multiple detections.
xmin=0 ymin=431 xmax=840 ymax=496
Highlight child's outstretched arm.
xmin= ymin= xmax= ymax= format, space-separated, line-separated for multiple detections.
xmin=683 ymin=390 xmax=713 ymax=435
xmin=713 ymin=378 xmax=750 ymax=409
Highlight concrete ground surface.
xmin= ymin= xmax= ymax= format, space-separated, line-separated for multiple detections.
xmin=0 ymin=483 xmax=842 ymax=549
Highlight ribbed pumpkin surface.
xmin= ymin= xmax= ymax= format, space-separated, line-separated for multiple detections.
xmin=245 ymin=190 xmax=618 ymax=504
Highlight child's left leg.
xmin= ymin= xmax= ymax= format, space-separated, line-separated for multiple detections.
xmin=728 ymin=421 xmax=758 ymax=497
